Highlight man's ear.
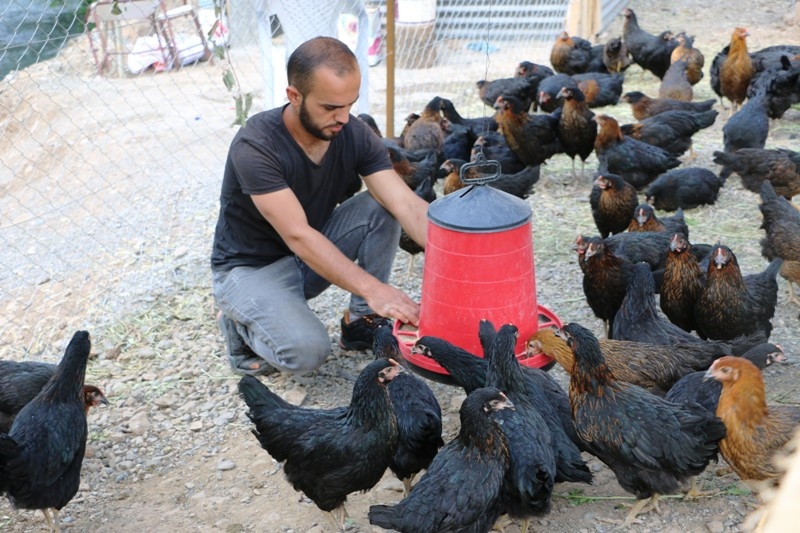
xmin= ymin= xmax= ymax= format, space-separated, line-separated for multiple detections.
xmin=286 ymin=85 xmax=301 ymax=106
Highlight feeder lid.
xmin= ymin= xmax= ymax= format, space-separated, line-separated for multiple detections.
xmin=428 ymin=184 xmax=531 ymax=232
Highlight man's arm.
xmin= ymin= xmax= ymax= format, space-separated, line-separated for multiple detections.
xmin=362 ymin=168 xmax=429 ymax=249
xmin=250 ymin=188 xmax=421 ymax=325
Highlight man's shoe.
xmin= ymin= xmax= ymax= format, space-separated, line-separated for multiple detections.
xmin=217 ymin=312 xmax=278 ymax=376
xmin=339 ymin=310 xmax=390 ymax=351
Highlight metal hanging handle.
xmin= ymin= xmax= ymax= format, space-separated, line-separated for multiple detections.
xmin=460 ymin=149 xmax=502 ymax=185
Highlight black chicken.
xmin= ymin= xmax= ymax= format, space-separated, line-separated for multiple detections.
xmin=581 ymin=236 xmax=634 ymax=337
xmin=536 ymin=73 xmax=578 ymax=113
xmin=713 ymin=148 xmax=800 ymax=199
xmin=594 ymin=113 xmax=681 ymax=190
xmin=558 ymin=322 xmax=726 ymax=528
xmin=603 ymin=37 xmax=633 ymax=73
xmin=612 ymin=262 xmax=704 ymax=344
xmin=550 ymin=31 xmax=605 ymax=75
xmin=721 ymin=94 xmax=770 ymax=155
xmin=411 ymin=334 xmax=590 ymax=480
xmin=694 ymin=245 xmax=782 ymax=341
xmin=493 ymin=95 xmax=563 ymax=168
xmin=620 ymin=109 xmax=718 ymax=159
xmin=759 ymin=180 xmax=800 ymax=305
xmin=0 ymin=331 xmax=92 ymax=533
xmin=411 ymin=335 xmax=487 ymax=394
xmin=438 ymin=97 xmax=497 ymax=137
xmin=477 ymin=76 xmax=539 ymax=111
xmin=574 ymin=72 xmax=625 ymax=108
xmin=590 ymin=173 xmax=640 ymax=238
xmin=645 ymin=168 xmax=723 ymax=212
xmin=372 ymin=325 xmax=443 ymax=495
xmin=666 ymin=343 xmax=784 ymax=414
xmin=0 ymin=361 xmax=108 ymax=433
xmin=367 ymin=387 xmax=513 ymax=533
xmin=472 ymin=130 xmax=527 ymax=174
xmin=555 ymin=86 xmax=596 ymax=179
xmin=621 ymin=8 xmax=677 ymax=80
xmin=238 ymin=358 xmax=400 ymax=531
xmin=484 ymin=323 xmax=555 ymax=533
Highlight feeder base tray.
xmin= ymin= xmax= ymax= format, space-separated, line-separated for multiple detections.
xmin=393 ymin=304 xmax=562 ymax=387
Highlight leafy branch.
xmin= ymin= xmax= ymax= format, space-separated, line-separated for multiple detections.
xmin=210 ymin=0 xmax=253 ymax=126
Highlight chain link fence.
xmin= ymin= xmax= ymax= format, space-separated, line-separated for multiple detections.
xmin=0 ymin=0 xmax=619 ymax=356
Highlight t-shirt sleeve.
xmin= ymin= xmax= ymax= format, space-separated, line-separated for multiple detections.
xmin=353 ymin=119 xmax=394 ymax=177
xmin=230 ymin=139 xmax=289 ymax=196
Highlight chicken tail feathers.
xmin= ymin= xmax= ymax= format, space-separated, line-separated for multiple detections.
xmin=237 ymin=375 xmax=292 ymax=413
xmin=367 ymin=504 xmax=399 ymax=529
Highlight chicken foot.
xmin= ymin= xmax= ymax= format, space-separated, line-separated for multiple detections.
xmin=42 ymin=508 xmax=60 ymax=533
xmin=683 ymin=477 xmax=714 ymax=499
xmin=614 ymin=493 xmax=662 ymax=530
xmin=326 ymin=504 xmax=349 ymax=532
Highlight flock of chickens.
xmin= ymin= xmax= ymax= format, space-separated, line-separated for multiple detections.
xmin=2 ymin=6 xmax=800 ymax=533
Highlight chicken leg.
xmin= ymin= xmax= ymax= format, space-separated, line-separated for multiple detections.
xmin=42 ymin=508 xmax=60 ymax=533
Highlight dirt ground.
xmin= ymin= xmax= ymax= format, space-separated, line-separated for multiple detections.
xmin=2 ymin=0 xmax=800 ymax=532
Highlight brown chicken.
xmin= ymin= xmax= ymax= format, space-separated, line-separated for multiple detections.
xmin=705 ymin=356 xmax=800 ymax=483
xmin=550 ymin=31 xmax=605 ymax=75
xmin=694 ymin=245 xmax=782 ymax=341
xmin=670 ymin=33 xmax=704 ymax=85
xmin=493 ymin=95 xmax=562 ymax=168
xmin=626 ymin=204 xmax=689 ymax=237
xmin=403 ymin=97 xmax=445 ymax=153
xmin=590 ymin=173 xmax=640 ymax=238
xmin=658 ymin=57 xmax=693 ymax=102
xmin=759 ymin=180 xmax=800 ymax=305
xmin=719 ymin=27 xmax=754 ymax=115
xmin=712 ymin=148 xmax=800 ymax=200
xmin=558 ymin=322 xmax=726 ymax=528
xmin=594 ymin=114 xmax=681 ymax=189
xmin=621 ymin=91 xmax=716 ymax=121
xmin=603 ymin=37 xmax=633 ymax=73
xmin=555 ymin=86 xmax=596 ymax=178
xmin=527 ymin=327 xmax=732 ymax=395
xmin=660 ymin=232 xmax=705 ymax=333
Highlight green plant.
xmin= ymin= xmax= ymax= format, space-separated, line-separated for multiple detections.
xmin=211 ymin=0 xmax=253 ymax=127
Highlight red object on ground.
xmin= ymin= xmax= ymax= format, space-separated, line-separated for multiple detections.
xmin=394 ymin=170 xmax=560 ymax=383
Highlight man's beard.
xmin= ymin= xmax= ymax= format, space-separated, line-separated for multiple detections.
xmin=299 ymin=100 xmax=341 ymax=141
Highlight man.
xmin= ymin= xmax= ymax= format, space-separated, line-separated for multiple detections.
xmin=211 ymin=36 xmax=429 ymax=375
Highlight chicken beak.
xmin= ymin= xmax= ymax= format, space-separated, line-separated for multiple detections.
xmin=703 ymin=368 xmax=716 ymax=381
xmin=713 ymin=248 xmax=726 ymax=269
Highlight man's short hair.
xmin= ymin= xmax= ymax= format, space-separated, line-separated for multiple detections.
xmin=287 ymin=37 xmax=358 ymax=96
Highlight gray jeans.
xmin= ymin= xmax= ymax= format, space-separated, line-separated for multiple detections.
xmin=212 ymin=191 xmax=401 ymax=372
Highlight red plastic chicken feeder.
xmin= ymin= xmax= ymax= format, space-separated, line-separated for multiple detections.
xmin=393 ymin=156 xmax=560 ymax=385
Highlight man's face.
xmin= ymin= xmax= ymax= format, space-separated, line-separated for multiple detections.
xmin=295 ymin=67 xmax=360 ymax=141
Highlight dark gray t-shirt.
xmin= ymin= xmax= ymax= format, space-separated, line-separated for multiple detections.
xmin=211 ymin=106 xmax=392 ymax=271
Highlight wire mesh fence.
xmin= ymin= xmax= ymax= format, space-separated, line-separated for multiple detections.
xmin=0 ymin=0 xmax=618 ymax=356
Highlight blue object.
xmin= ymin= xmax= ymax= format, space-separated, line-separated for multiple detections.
xmin=466 ymin=41 xmax=498 ymax=54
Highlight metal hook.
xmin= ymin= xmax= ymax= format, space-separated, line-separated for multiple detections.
xmin=460 ymin=149 xmax=502 ymax=186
